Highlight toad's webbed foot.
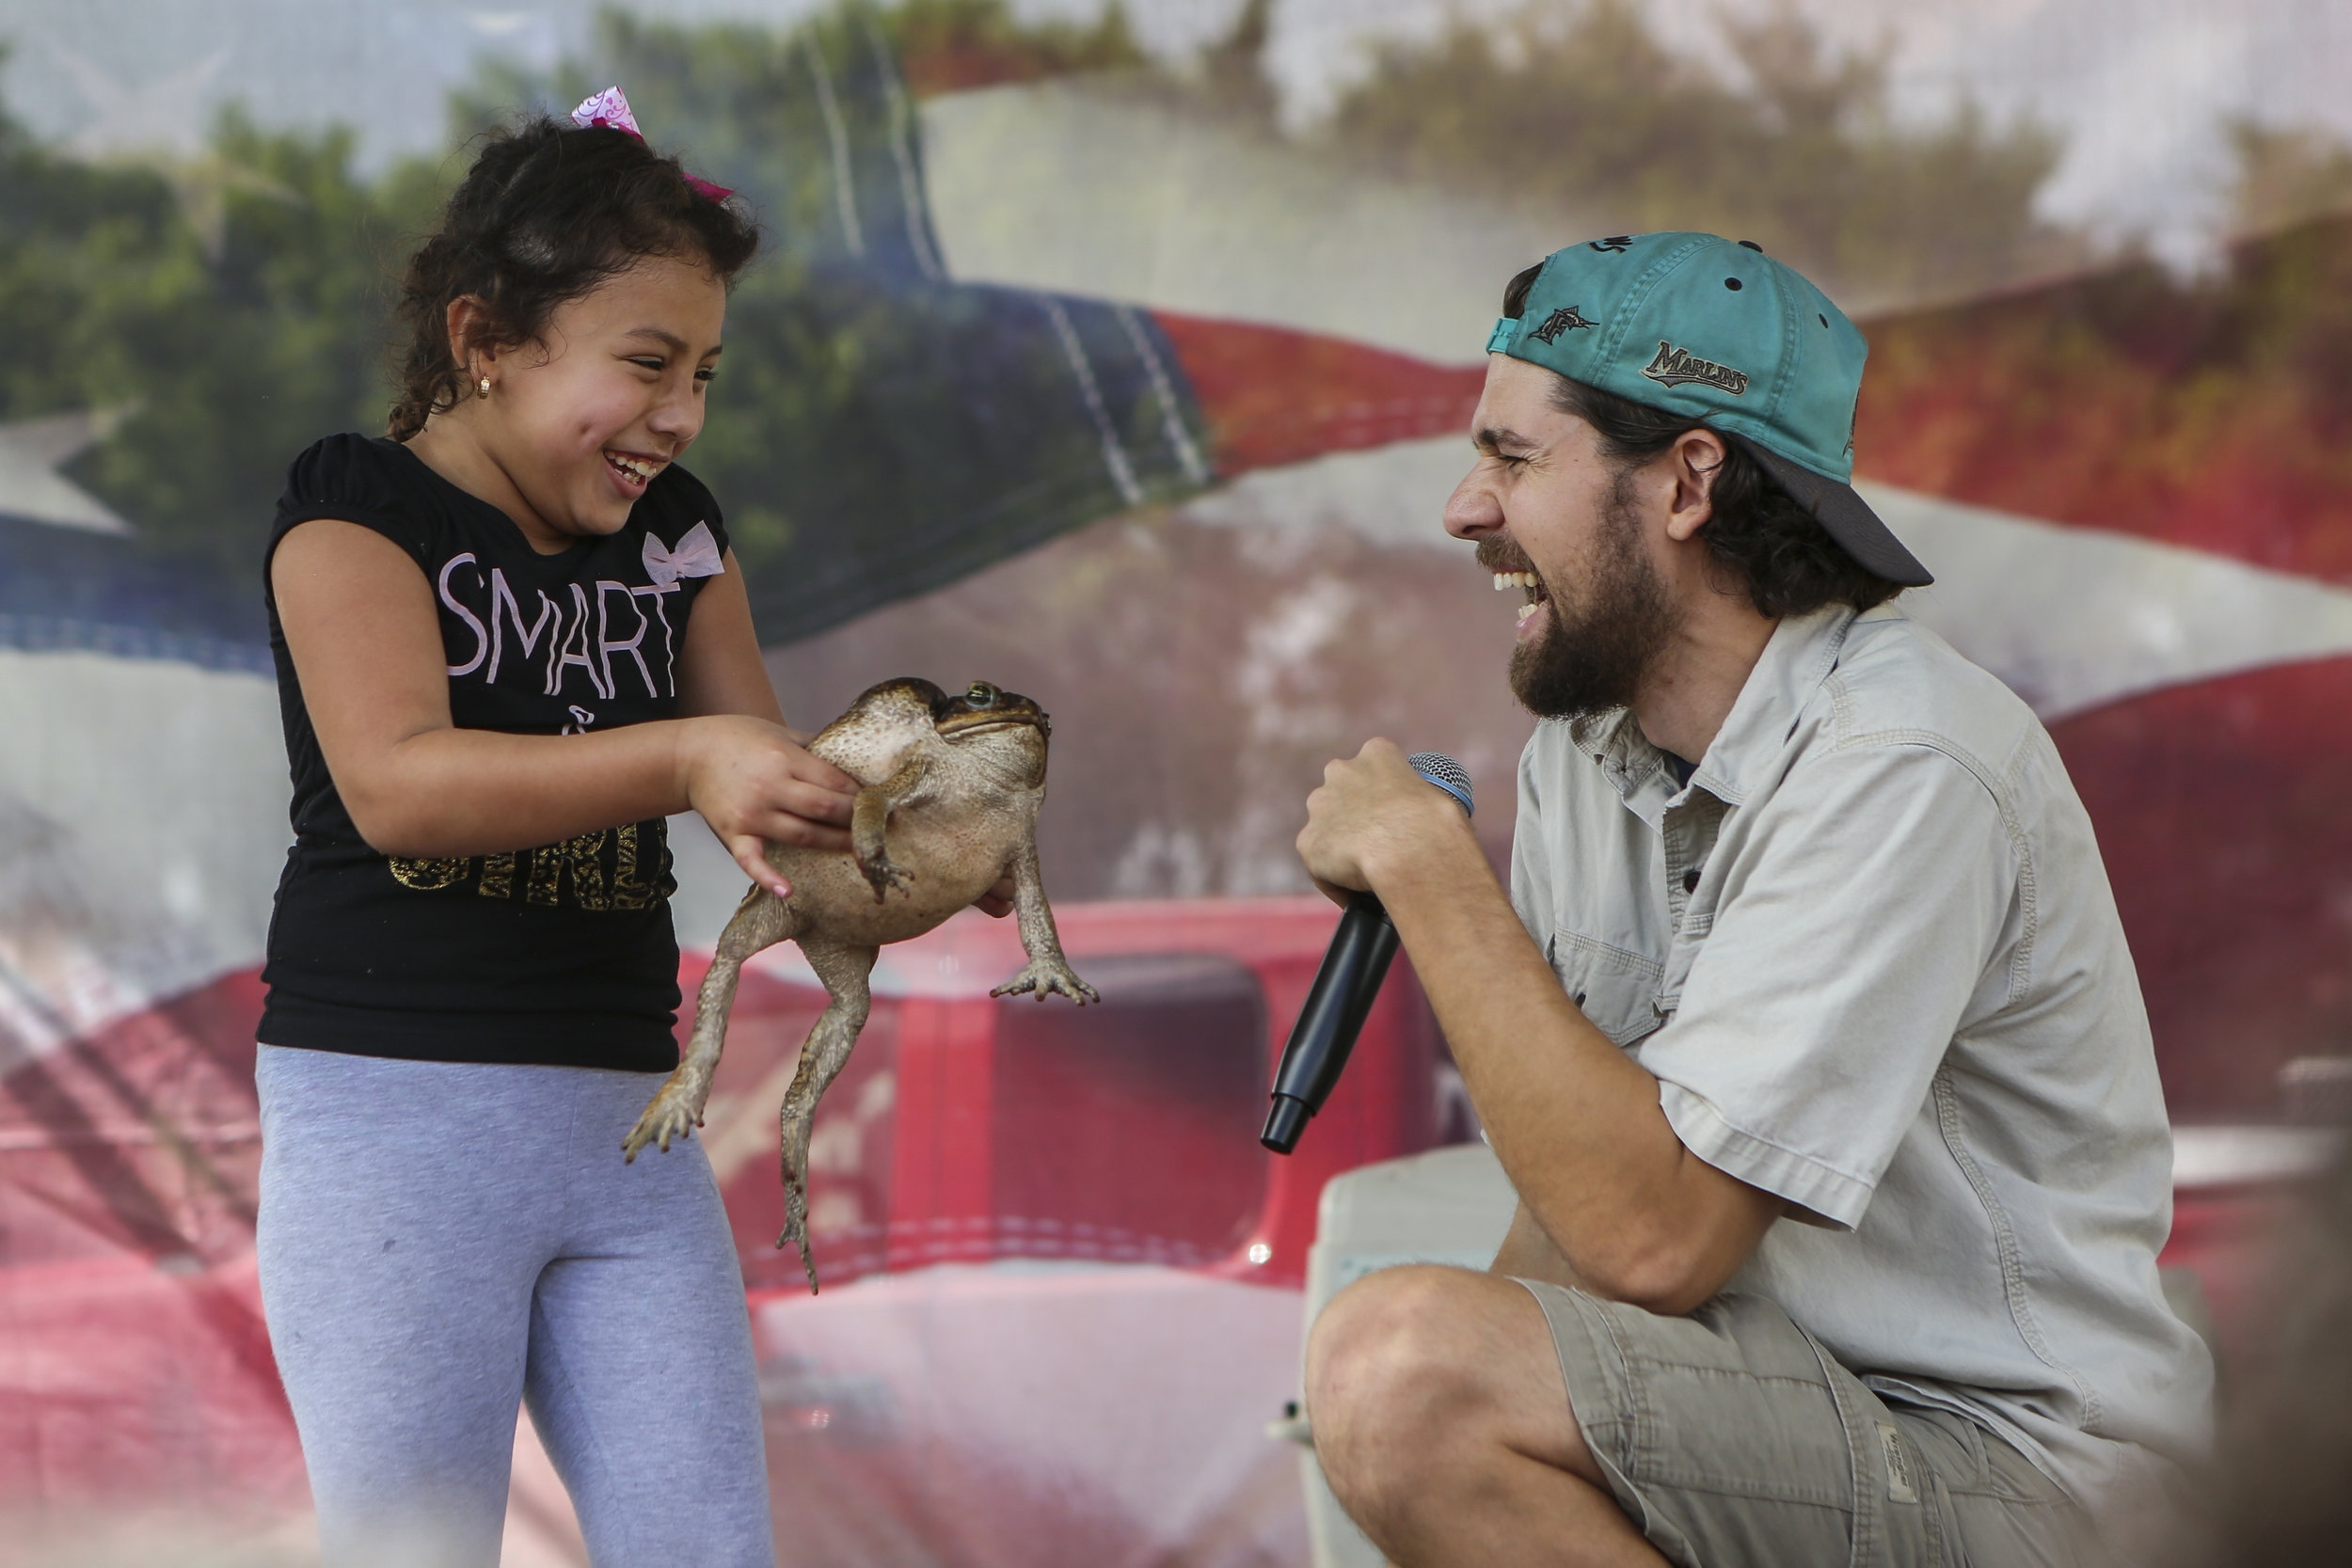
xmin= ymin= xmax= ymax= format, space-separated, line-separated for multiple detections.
xmin=855 ymin=849 xmax=912 ymax=903
xmin=622 ymin=1073 xmax=707 ymax=1162
xmin=992 ymin=958 xmax=1098 ymax=1006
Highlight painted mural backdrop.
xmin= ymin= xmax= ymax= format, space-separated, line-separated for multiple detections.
xmin=4 ymin=1 xmax=2351 ymax=1560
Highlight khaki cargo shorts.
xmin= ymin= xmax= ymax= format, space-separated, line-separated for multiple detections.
xmin=1519 ymin=1280 xmax=2099 ymax=1567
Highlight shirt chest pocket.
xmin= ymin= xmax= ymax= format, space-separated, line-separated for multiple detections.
xmin=1547 ymin=929 xmax=1666 ymax=1049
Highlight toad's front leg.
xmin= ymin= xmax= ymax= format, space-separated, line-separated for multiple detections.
xmin=776 ymin=940 xmax=880 ymax=1292
xmin=988 ymin=840 xmax=1099 ymax=1006
xmin=850 ymin=752 xmax=931 ymax=901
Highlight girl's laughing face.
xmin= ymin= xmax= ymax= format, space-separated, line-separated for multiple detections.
xmin=470 ymin=253 xmax=726 ymax=551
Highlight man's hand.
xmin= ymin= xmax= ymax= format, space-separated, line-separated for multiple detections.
xmin=1296 ymin=738 xmax=1482 ymax=905
xmin=1299 ymin=739 xmax=1782 ymax=1316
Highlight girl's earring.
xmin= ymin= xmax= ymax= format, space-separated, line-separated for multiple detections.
xmin=476 ymin=376 xmax=492 ymax=399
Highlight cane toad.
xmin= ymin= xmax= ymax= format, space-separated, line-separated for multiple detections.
xmin=624 ymin=677 xmax=1096 ymax=1290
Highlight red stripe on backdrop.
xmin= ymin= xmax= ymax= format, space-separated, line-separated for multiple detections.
xmin=2050 ymin=654 xmax=2352 ymax=1118
xmin=1152 ymin=311 xmax=1484 ymax=477
xmin=1853 ymin=214 xmax=2352 ymax=584
xmin=0 ymin=1254 xmax=301 ymax=1512
xmin=0 ymin=970 xmax=300 ymax=1511
xmin=0 ymin=971 xmax=267 ymax=1269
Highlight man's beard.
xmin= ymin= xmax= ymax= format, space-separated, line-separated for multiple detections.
xmin=1505 ymin=473 xmax=1679 ymax=721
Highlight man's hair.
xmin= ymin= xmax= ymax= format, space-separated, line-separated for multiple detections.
xmin=389 ymin=118 xmax=762 ymax=440
xmin=1500 ymin=265 xmax=1902 ymax=620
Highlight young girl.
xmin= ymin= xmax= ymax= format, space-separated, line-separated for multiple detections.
xmin=257 ymin=99 xmax=856 ymax=1565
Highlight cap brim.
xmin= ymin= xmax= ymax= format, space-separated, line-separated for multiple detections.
xmin=1723 ymin=433 xmax=1933 ymax=588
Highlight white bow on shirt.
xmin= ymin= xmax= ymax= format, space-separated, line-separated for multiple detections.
xmin=643 ymin=521 xmax=725 ymax=587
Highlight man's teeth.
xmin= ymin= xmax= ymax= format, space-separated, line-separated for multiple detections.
xmin=1491 ymin=571 xmax=1540 ymax=592
xmin=1516 ymin=601 xmax=1542 ymax=625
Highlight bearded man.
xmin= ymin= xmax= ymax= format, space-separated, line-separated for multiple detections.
xmin=1294 ymin=234 xmax=2213 ymax=1567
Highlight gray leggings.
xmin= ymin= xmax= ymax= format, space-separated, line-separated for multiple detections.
xmin=255 ymin=1044 xmax=775 ymax=1567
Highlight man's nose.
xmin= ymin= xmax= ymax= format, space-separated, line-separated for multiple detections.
xmin=1443 ymin=472 xmax=1502 ymax=540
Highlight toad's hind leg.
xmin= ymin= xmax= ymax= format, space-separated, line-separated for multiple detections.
xmin=626 ymin=882 xmax=800 ymax=1163
xmin=776 ymin=941 xmax=879 ymax=1293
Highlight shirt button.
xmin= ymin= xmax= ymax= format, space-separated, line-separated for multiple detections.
xmin=1682 ymin=867 xmax=1701 ymax=895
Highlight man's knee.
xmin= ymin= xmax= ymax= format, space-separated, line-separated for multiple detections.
xmin=1306 ymin=1267 xmax=1505 ymax=1495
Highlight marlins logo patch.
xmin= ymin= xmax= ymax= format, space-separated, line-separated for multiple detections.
xmin=1641 ymin=341 xmax=1750 ymax=396
xmin=1532 ymin=307 xmax=1597 ymax=344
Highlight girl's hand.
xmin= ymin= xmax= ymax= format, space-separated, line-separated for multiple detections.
xmin=680 ymin=716 xmax=859 ymax=897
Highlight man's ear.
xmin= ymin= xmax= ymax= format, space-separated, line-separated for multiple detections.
xmin=1662 ymin=428 xmax=1728 ymax=544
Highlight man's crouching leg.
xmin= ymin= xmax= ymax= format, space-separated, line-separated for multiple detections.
xmin=1305 ymin=1265 xmax=1666 ymax=1568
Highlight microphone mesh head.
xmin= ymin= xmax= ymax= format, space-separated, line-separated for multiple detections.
xmin=1407 ymin=752 xmax=1474 ymax=817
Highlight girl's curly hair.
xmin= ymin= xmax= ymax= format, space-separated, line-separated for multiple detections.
xmin=388 ymin=117 xmax=760 ymax=440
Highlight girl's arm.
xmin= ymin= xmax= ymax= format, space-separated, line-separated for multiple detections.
xmin=273 ymin=520 xmax=853 ymax=895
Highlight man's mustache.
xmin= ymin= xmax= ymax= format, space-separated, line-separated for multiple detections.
xmin=1475 ymin=537 xmax=1537 ymax=576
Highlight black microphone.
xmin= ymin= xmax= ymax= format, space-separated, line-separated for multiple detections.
xmin=1262 ymin=752 xmax=1475 ymax=1154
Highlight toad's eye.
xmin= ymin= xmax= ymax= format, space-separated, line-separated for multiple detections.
xmin=965 ymin=683 xmax=997 ymax=707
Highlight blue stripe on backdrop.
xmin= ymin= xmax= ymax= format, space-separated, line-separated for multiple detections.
xmin=0 ymin=516 xmax=269 ymax=673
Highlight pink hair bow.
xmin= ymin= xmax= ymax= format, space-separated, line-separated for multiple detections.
xmin=570 ymin=87 xmax=736 ymax=203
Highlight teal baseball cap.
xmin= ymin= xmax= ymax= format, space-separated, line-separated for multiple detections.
xmin=1486 ymin=232 xmax=1931 ymax=586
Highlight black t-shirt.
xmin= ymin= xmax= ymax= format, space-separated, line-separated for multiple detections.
xmin=259 ymin=434 xmax=734 ymax=1071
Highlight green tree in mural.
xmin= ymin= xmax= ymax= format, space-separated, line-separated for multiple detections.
xmin=0 ymin=94 xmax=416 ymax=584
xmin=0 ymin=1 xmax=1173 ymax=623
xmin=1319 ymin=0 xmax=2081 ymax=306
xmin=463 ymin=5 xmax=1203 ymax=635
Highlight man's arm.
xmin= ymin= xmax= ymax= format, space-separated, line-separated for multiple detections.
xmin=1298 ymin=740 xmax=1782 ymax=1316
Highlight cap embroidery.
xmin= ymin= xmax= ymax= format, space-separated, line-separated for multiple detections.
xmin=1532 ymin=306 xmax=1597 ymax=343
xmin=1588 ymin=236 xmax=1633 ymax=253
xmin=1641 ymin=340 xmax=1750 ymax=396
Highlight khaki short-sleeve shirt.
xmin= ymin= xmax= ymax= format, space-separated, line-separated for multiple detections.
xmin=1510 ymin=603 xmax=2213 ymax=1509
